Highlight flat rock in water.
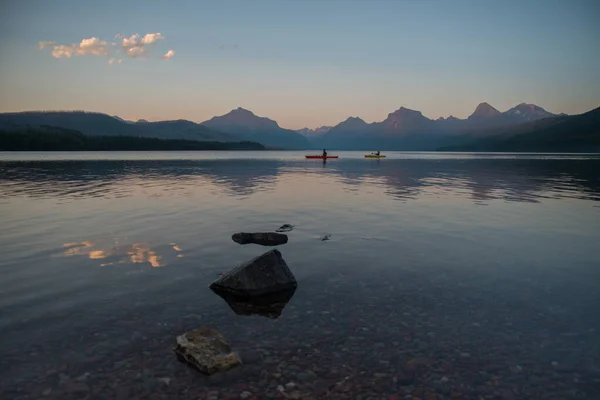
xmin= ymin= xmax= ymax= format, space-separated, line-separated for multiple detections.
xmin=232 ymin=232 xmax=288 ymax=246
xmin=174 ymin=327 xmax=241 ymax=375
xmin=212 ymin=287 xmax=297 ymax=319
xmin=210 ymin=249 xmax=297 ymax=297
xmin=275 ymin=224 xmax=294 ymax=233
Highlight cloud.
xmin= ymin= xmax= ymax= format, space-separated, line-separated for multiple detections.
xmin=78 ymin=37 xmax=109 ymax=55
xmin=44 ymin=37 xmax=109 ymax=58
xmin=39 ymin=33 xmax=172 ymax=62
xmin=38 ymin=41 xmax=55 ymax=50
xmin=141 ymin=33 xmax=164 ymax=45
xmin=127 ymin=46 xmax=147 ymax=58
xmin=118 ymin=32 xmax=164 ymax=48
xmin=162 ymin=50 xmax=175 ymax=60
xmin=116 ymin=32 xmax=165 ymax=58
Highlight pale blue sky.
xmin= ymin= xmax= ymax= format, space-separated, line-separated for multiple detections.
xmin=0 ymin=0 xmax=598 ymax=129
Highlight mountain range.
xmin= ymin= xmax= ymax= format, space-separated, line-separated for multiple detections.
xmin=0 ymin=108 xmax=310 ymax=149
xmin=296 ymin=126 xmax=333 ymax=137
xmin=1 ymin=102 xmax=598 ymax=152
xmin=439 ymin=106 xmax=600 ymax=153
xmin=312 ymin=102 xmax=562 ymax=150
xmin=202 ymin=107 xmax=309 ymax=149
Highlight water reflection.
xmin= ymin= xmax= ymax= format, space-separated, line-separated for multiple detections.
xmin=63 ymin=239 xmax=183 ymax=267
xmin=1 ymin=156 xmax=599 ymax=203
xmin=211 ymin=288 xmax=297 ymax=319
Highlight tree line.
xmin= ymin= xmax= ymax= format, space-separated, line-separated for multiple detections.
xmin=0 ymin=125 xmax=266 ymax=151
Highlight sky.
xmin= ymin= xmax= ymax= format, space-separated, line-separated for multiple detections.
xmin=0 ymin=0 xmax=599 ymax=129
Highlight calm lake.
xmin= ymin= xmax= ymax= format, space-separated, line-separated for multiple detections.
xmin=1 ymin=151 xmax=599 ymax=400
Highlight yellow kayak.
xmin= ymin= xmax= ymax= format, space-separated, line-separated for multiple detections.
xmin=364 ymin=154 xmax=386 ymax=158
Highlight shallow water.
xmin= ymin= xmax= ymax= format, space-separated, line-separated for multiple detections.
xmin=1 ymin=151 xmax=599 ymax=400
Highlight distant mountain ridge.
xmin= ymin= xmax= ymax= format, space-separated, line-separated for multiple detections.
xmin=0 ymin=109 xmax=309 ymax=149
xmin=296 ymin=126 xmax=332 ymax=137
xmin=0 ymin=111 xmax=236 ymax=142
xmin=313 ymin=102 xmax=561 ymax=150
xmin=468 ymin=102 xmax=502 ymax=119
xmin=201 ymin=108 xmax=309 ymax=149
xmin=1 ymin=102 xmax=592 ymax=152
xmin=438 ymin=107 xmax=600 ymax=153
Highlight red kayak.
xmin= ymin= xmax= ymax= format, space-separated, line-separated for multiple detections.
xmin=305 ymin=155 xmax=339 ymax=159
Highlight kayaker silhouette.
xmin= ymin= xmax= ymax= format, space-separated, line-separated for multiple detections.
xmin=376 ymin=150 xmax=380 ymax=156
xmin=322 ymin=149 xmax=327 ymax=157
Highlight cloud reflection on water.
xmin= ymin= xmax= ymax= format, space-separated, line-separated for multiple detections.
xmin=62 ymin=240 xmax=183 ymax=267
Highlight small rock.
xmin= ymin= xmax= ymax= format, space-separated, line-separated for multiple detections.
xmin=157 ymin=377 xmax=171 ymax=386
xmin=285 ymin=382 xmax=296 ymax=390
xmin=297 ymin=371 xmax=317 ymax=382
xmin=513 ymin=365 xmax=523 ymax=373
xmin=240 ymin=391 xmax=252 ymax=399
xmin=63 ymin=382 xmax=90 ymax=394
xmin=232 ymin=232 xmax=288 ymax=246
xmin=275 ymin=224 xmax=294 ymax=233
xmin=173 ymin=327 xmax=242 ymax=375
xmin=58 ymin=373 xmax=70 ymax=386
xmin=460 ymin=352 xmax=471 ymax=358
xmin=75 ymin=372 xmax=90 ymax=382
xmin=114 ymin=387 xmax=131 ymax=400
xmin=397 ymin=372 xmax=414 ymax=386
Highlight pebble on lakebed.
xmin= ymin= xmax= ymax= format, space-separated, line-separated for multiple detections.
xmin=173 ymin=327 xmax=242 ymax=375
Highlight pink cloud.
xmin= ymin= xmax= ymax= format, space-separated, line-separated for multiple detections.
xmin=162 ymin=50 xmax=175 ymax=60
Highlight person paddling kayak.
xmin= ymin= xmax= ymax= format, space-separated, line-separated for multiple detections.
xmin=322 ymin=149 xmax=328 ymax=157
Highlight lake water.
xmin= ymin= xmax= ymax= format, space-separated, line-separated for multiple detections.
xmin=1 ymin=151 xmax=599 ymax=400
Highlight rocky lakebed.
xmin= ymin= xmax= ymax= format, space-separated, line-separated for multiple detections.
xmin=1 ymin=225 xmax=599 ymax=400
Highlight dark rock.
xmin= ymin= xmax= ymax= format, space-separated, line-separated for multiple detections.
xmin=232 ymin=232 xmax=288 ymax=246
xmin=397 ymin=372 xmax=414 ymax=386
xmin=296 ymin=370 xmax=318 ymax=382
xmin=210 ymin=249 xmax=297 ymax=297
xmin=275 ymin=224 xmax=294 ymax=233
xmin=63 ymin=382 xmax=90 ymax=394
xmin=212 ymin=287 xmax=296 ymax=319
xmin=174 ymin=327 xmax=242 ymax=375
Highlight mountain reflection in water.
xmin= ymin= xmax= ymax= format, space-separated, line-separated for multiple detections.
xmin=1 ymin=156 xmax=599 ymax=203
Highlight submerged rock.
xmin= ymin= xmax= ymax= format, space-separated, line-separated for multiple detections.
xmin=212 ymin=287 xmax=297 ymax=319
xmin=275 ymin=224 xmax=294 ymax=233
xmin=232 ymin=232 xmax=288 ymax=246
xmin=174 ymin=327 xmax=241 ymax=375
xmin=210 ymin=249 xmax=297 ymax=297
